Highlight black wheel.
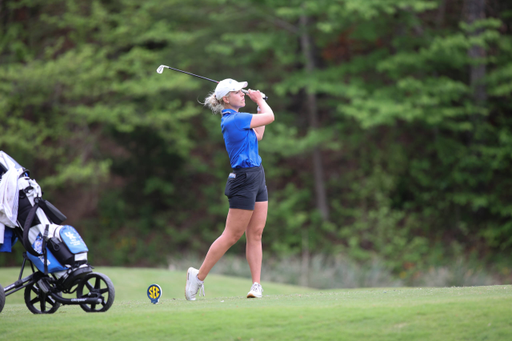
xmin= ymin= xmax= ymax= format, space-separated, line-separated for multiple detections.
xmin=24 ymin=282 xmax=61 ymax=314
xmin=0 ymin=284 xmax=5 ymax=313
xmin=77 ymin=272 xmax=115 ymax=313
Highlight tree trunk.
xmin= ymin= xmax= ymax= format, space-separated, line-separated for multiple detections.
xmin=464 ymin=0 xmax=487 ymax=104
xmin=436 ymin=0 xmax=446 ymax=28
xmin=300 ymin=227 xmax=309 ymax=287
xmin=299 ymin=9 xmax=330 ymax=222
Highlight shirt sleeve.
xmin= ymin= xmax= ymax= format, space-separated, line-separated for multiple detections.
xmin=235 ymin=113 xmax=253 ymax=130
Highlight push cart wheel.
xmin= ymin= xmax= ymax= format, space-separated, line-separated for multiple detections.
xmin=24 ymin=282 xmax=61 ymax=314
xmin=76 ymin=272 xmax=115 ymax=313
xmin=0 ymin=284 xmax=5 ymax=313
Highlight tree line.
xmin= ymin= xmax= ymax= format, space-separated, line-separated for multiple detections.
xmin=1 ymin=0 xmax=511 ymax=282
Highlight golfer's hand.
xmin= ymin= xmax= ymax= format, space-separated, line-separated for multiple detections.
xmin=247 ymin=89 xmax=266 ymax=103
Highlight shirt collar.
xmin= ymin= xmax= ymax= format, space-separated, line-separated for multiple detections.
xmin=222 ymin=108 xmax=238 ymax=115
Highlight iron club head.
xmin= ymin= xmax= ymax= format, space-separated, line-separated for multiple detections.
xmin=156 ymin=65 xmax=167 ymax=74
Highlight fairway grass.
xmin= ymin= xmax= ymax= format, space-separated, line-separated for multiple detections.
xmin=1 ymin=267 xmax=511 ymax=340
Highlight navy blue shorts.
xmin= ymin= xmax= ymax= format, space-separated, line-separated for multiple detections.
xmin=224 ymin=165 xmax=268 ymax=210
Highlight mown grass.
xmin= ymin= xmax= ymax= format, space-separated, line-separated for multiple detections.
xmin=1 ymin=267 xmax=511 ymax=340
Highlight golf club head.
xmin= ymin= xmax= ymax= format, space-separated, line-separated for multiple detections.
xmin=156 ymin=65 xmax=167 ymax=74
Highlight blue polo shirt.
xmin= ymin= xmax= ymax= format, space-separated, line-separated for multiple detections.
xmin=221 ymin=109 xmax=262 ymax=169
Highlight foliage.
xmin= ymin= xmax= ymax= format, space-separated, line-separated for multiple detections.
xmin=1 ymin=0 xmax=512 ymax=278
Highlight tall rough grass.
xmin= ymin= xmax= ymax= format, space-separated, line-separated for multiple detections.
xmin=168 ymin=253 xmax=503 ymax=289
xmin=411 ymin=260 xmax=497 ymax=287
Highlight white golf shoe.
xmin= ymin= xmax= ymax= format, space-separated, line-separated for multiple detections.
xmin=185 ymin=267 xmax=205 ymax=301
xmin=247 ymin=282 xmax=263 ymax=298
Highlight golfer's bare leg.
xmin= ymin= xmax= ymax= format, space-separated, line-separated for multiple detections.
xmin=245 ymin=201 xmax=268 ymax=284
xmin=197 ymin=208 xmax=253 ymax=281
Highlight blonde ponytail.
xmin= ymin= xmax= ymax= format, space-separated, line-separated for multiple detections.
xmin=204 ymin=92 xmax=226 ymax=114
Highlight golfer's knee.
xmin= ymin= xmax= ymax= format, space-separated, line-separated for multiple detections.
xmin=247 ymin=227 xmax=264 ymax=242
xmin=222 ymin=231 xmax=244 ymax=246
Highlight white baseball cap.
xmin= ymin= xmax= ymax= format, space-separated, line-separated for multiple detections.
xmin=215 ymin=78 xmax=248 ymax=100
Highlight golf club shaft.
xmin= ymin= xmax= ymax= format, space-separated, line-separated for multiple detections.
xmin=157 ymin=65 xmax=268 ymax=100
xmin=159 ymin=65 xmax=219 ymax=84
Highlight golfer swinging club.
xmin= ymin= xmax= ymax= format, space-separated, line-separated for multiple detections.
xmin=185 ymin=79 xmax=275 ymax=300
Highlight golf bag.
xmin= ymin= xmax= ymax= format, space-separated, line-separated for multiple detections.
xmin=0 ymin=151 xmax=88 ymax=277
xmin=0 ymin=151 xmax=115 ymax=314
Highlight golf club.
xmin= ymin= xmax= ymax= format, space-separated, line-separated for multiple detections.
xmin=156 ymin=65 xmax=268 ymax=100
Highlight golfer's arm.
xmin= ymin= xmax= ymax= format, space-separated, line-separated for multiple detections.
xmin=251 ymin=100 xmax=273 ymax=141
xmin=253 ymin=125 xmax=266 ymax=141
xmin=250 ymin=100 xmax=274 ymax=129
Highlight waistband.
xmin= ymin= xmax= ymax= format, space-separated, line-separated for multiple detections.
xmin=232 ymin=164 xmax=263 ymax=174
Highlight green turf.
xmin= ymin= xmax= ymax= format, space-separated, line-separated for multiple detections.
xmin=1 ymin=267 xmax=511 ymax=340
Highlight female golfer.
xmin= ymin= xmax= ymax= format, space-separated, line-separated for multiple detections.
xmin=185 ymin=78 xmax=274 ymax=300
